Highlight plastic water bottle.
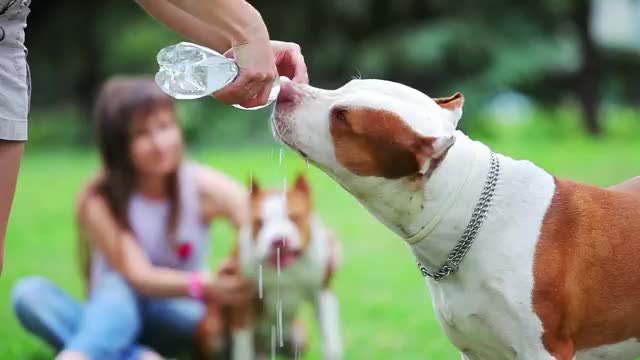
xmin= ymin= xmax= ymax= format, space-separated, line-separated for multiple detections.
xmin=154 ymin=42 xmax=280 ymax=110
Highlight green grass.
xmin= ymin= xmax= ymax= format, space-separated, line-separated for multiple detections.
xmin=1 ymin=116 xmax=639 ymax=359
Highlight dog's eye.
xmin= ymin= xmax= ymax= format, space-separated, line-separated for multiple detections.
xmin=331 ymin=108 xmax=349 ymax=126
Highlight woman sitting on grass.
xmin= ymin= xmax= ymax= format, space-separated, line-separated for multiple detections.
xmin=11 ymin=76 xmax=252 ymax=360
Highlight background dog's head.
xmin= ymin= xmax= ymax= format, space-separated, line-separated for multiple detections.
xmin=248 ymin=174 xmax=313 ymax=269
xmin=273 ymin=79 xmax=464 ymax=183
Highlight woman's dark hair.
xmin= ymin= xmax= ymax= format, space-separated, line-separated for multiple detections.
xmin=78 ymin=76 xmax=181 ymax=286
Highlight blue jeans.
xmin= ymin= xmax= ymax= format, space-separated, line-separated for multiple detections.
xmin=11 ymin=273 xmax=205 ymax=360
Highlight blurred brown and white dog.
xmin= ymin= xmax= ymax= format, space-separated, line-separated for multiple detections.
xmin=197 ymin=175 xmax=343 ymax=360
xmin=271 ymin=78 xmax=640 ymax=360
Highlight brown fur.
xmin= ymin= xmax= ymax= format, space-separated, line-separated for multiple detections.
xmin=532 ymin=178 xmax=640 ymax=359
xmin=195 ymin=300 xmax=227 ymax=359
xmin=195 ymin=295 xmax=262 ymax=360
xmin=329 ymin=108 xmax=440 ymax=179
xmin=249 ymin=176 xmax=312 ymax=250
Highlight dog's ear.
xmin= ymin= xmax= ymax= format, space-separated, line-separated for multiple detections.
xmin=414 ymin=135 xmax=456 ymax=176
xmin=248 ymin=176 xmax=260 ymax=198
xmin=293 ymin=173 xmax=310 ymax=195
xmin=433 ymin=92 xmax=464 ymax=128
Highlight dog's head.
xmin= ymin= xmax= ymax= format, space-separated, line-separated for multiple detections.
xmin=248 ymin=174 xmax=313 ymax=269
xmin=273 ymin=78 xmax=463 ymax=183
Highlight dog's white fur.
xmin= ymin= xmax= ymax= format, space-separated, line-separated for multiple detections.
xmin=236 ymin=192 xmax=343 ymax=360
xmin=273 ymin=78 xmax=640 ymax=360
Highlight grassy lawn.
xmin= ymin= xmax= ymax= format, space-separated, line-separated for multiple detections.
xmin=1 ymin=117 xmax=639 ymax=359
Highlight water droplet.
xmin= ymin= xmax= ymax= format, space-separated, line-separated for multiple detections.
xmin=277 ymin=247 xmax=281 ymax=277
xmin=305 ymin=159 xmax=310 ymax=169
xmin=278 ymin=147 xmax=284 ymax=166
xmin=271 ymin=325 xmax=276 ymax=360
xmin=282 ymin=178 xmax=288 ymax=207
xmin=278 ymin=300 xmax=284 ymax=347
xmin=258 ymin=264 xmax=263 ymax=299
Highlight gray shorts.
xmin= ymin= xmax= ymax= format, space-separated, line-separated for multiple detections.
xmin=0 ymin=0 xmax=31 ymax=141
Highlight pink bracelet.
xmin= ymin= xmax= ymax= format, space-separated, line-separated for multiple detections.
xmin=187 ymin=272 xmax=205 ymax=301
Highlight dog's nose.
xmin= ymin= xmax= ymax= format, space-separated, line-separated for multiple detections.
xmin=271 ymin=237 xmax=289 ymax=250
xmin=277 ymin=78 xmax=300 ymax=104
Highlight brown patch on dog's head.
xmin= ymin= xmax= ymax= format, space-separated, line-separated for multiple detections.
xmin=248 ymin=177 xmax=263 ymax=240
xmin=287 ymin=174 xmax=312 ymax=249
xmin=247 ymin=175 xmax=313 ymax=251
xmin=329 ymin=108 xmax=454 ymax=179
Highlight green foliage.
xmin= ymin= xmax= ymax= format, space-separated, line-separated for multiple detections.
xmin=22 ymin=1 xmax=640 ymax=140
xmin=26 ymin=106 xmax=91 ymax=148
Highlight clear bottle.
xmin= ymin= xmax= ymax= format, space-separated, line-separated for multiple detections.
xmin=155 ymin=42 xmax=280 ymax=110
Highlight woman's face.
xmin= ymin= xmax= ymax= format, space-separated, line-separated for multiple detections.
xmin=129 ymin=107 xmax=183 ymax=178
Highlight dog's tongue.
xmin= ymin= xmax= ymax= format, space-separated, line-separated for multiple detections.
xmin=267 ymin=247 xmax=299 ymax=268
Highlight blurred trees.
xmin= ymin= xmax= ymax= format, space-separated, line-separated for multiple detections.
xmin=24 ymin=0 xmax=640 ymax=143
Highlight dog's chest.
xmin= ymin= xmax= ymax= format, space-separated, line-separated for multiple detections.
xmin=425 ymin=230 xmax=552 ymax=359
xmin=412 ymin=157 xmax=558 ymax=359
xmin=430 ymin=278 xmax=524 ymax=360
xmin=261 ymin=261 xmax=322 ymax=312
xmin=253 ymin=258 xmax=325 ymax=339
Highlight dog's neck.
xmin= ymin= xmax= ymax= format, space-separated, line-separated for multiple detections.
xmin=335 ymin=131 xmax=494 ymax=269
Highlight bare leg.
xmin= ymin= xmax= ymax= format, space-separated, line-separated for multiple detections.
xmin=608 ymin=177 xmax=640 ymax=195
xmin=0 ymin=140 xmax=24 ymax=275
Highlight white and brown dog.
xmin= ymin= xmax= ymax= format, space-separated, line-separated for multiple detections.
xmin=198 ymin=175 xmax=343 ymax=360
xmin=272 ymin=78 xmax=640 ymax=360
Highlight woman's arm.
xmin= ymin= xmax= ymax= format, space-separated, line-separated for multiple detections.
xmin=83 ymin=195 xmax=194 ymax=297
xmin=134 ymin=0 xmax=279 ymax=108
xmin=196 ymin=164 xmax=249 ymax=229
xmin=195 ymin=164 xmax=249 ymax=269
xmin=134 ymin=0 xmax=235 ymax=52
xmin=136 ymin=0 xmax=267 ymax=52
xmin=81 ymin=194 xmax=251 ymax=301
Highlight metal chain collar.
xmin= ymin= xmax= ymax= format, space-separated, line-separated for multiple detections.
xmin=417 ymin=152 xmax=500 ymax=281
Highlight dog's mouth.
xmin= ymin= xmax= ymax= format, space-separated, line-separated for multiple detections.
xmin=271 ymin=116 xmax=307 ymax=160
xmin=265 ymin=239 xmax=303 ymax=269
xmin=297 ymin=149 xmax=309 ymax=159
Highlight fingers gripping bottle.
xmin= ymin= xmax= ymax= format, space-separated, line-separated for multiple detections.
xmin=155 ymin=42 xmax=280 ymax=110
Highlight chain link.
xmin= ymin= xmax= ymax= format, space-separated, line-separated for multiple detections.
xmin=418 ymin=152 xmax=500 ymax=281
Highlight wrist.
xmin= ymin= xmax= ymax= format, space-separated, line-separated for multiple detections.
xmin=186 ymin=272 xmax=210 ymax=301
xmin=228 ymin=5 xmax=269 ymax=47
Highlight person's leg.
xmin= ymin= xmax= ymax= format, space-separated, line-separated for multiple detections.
xmin=139 ymin=296 xmax=206 ymax=357
xmin=60 ymin=272 xmax=148 ymax=360
xmin=0 ymin=140 xmax=24 ymax=275
xmin=0 ymin=1 xmax=32 ymax=276
xmin=11 ymin=276 xmax=83 ymax=351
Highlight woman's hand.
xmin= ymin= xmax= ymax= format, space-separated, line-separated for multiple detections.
xmin=216 ymin=256 xmax=240 ymax=276
xmin=213 ymin=36 xmax=277 ymax=108
xmin=214 ymin=40 xmax=309 ymax=108
xmin=270 ymin=40 xmax=309 ymax=84
xmin=206 ymin=272 xmax=254 ymax=305
xmin=137 ymin=1 xmax=308 ymax=108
